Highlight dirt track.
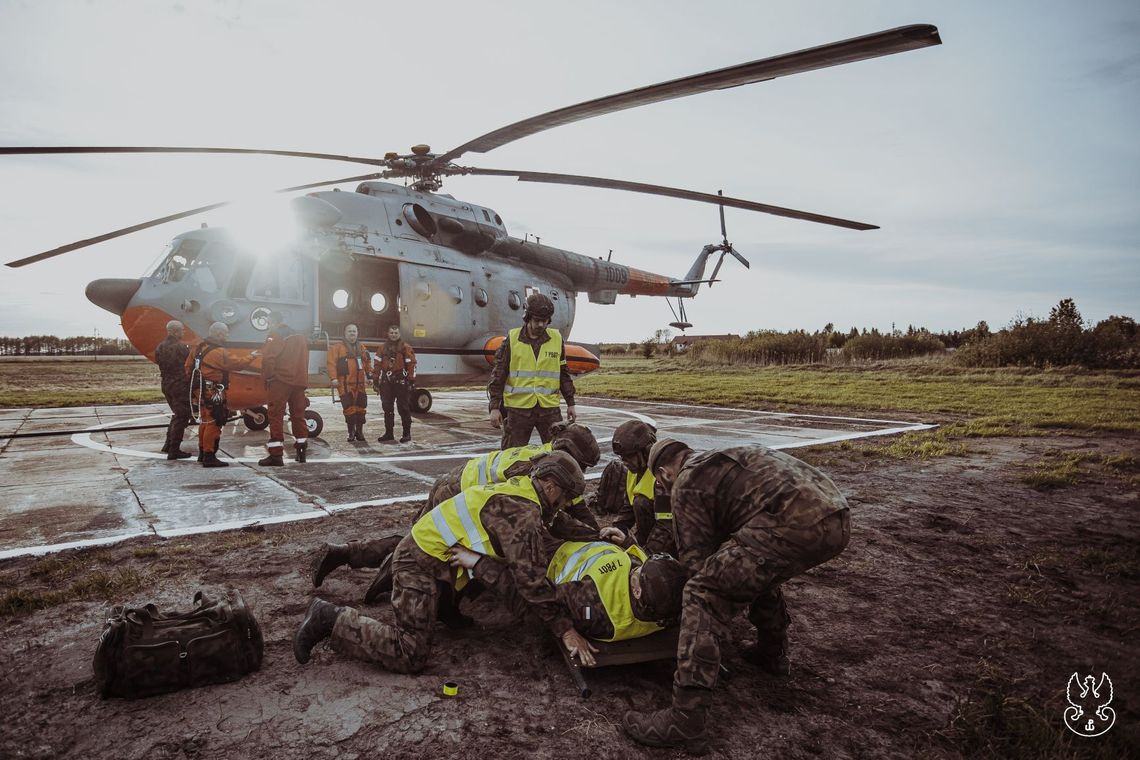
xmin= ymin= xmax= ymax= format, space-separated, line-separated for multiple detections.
xmin=1 ymin=432 xmax=1137 ymax=759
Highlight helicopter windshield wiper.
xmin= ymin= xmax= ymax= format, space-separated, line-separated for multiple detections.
xmin=460 ymin=168 xmax=877 ymax=231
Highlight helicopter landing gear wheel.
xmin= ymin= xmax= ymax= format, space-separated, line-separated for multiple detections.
xmin=412 ymin=388 xmax=433 ymax=414
xmin=242 ymin=406 xmax=270 ymax=431
xmin=302 ymin=410 xmax=324 ymax=438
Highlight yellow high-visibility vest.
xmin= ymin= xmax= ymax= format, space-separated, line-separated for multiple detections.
xmin=504 ymin=327 xmax=563 ymax=409
xmin=411 ymin=476 xmax=539 ymax=588
xmin=547 ymin=541 xmax=663 ymax=642
xmin=626 ymin=468 xmax=656 ymax=506
xmin=461 ymin=443 xmax=551 ymax=489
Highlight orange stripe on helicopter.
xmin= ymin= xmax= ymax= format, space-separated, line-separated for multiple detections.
xmin=619 ymin=267 xmax=675 ymax=297
xmin=482 ymin=336 xmax=600 ymax=376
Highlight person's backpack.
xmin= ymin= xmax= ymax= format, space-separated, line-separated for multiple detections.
xmin=93 ymin=589 xmax=264 ymax=699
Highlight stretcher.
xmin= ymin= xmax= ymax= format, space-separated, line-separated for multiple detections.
xmin=556 ymin=626 xmax=679 ymax=698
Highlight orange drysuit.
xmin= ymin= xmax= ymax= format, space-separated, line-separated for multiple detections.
xmin=327 ymin=340 xmax=372 ymax=430
xmin=185 ymin=339 xmax=255 ymax=457
xmin=260 ymin=330 xmax=311 ymax=454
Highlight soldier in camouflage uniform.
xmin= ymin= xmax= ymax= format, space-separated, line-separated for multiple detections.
xmin=622 ymin=439 xmax=851 ymax=754
xmin=309 ymin=423 xmax=601 ymax=609
xmin=293 ymin=451 xmax=601 ymax=672
xmin=594 ymin=420 xmax=676 ymax=556
xmin=153 ymin=320 xmax=192 ymax=460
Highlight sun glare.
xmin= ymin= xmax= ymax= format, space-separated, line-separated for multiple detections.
xmin=211 ymin=195 xmax=305 ymax=259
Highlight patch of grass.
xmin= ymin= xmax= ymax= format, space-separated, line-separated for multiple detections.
xmin=1076 ymin=546 xmax=1140 ymax=580
xmin=214 ymin=532 xmax=264 ymax=551
xmin=1021 ymin=449 xmax=1140 ymax=490
xmin=578 ymin=359 xmax=1140 ymax=435
xmin=0 ymin=566 xmax=150 ymax=617
xmin=131 ymin=546 xmax=160 ymax=559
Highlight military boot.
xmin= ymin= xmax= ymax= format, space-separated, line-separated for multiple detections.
xmin=295 ymin=442 xmax=307 ymax=463
xmin=259 ymin=444 xmax=285 ymax=467
xmin=346 ymin=421 xmax=356 ymax=443
xmin=311 ymin=543 xmax=350 ymax=587
xmin=377 ymin=426 xmax=395 ymax=443
xmin=293 ymin=598 xmax=341 ymax=664
xmin=362 ymin=552 xmax=394 ymax=603
xmin=167 ymin=449 xmax=193 ymax=460
xmin=355 ymin=419 xmax=366 ymax=443
xmin=622 ymin=685 xmax=711 ymax=755
xmin=201 ymin=452 xmax=229 ymax=468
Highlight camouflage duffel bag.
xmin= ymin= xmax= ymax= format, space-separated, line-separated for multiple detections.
xmin=93 ymin=589 xmax=264 ymax=699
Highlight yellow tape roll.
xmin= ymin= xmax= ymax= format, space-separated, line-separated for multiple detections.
xmin=442 ymin=681 xmax=458 ymax=697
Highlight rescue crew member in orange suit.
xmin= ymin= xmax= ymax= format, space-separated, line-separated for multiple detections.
xmin=259 ymin=311 xmax=312 ymax=466
xmin=154 ymin=319 xmax=193 ymax=460
xmin=373 ymin=324 xmax=416 ymax=443
xmin=488 ymin=292 xmax=577 ymax=449
xmin=185 ymin=321 xmax=255 ymax=468
xmin=327 ymin=323 xmax=372 ymax=443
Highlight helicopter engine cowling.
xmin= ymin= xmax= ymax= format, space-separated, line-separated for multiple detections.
xmin=433 ymin=214 xmax=501 ymax=254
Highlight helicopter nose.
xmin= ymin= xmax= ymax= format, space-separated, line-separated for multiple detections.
xmin=85 ymin=278 xmax=142 ymax=316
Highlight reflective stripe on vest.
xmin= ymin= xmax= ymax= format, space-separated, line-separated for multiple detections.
xmin=504 ymin=327 xmax=563 ymax=409
xmin=461 ymin=442 xmax=552 ymax=489
xmin=625 ymin=468 xmax=656 ymax=506
xmin=654 ymin=512 xmax=673 ymax=521
xmin=546 ymin=541 xmax=662 ymax=642
xmin=411 ymin=477 xmax=540 ymax=570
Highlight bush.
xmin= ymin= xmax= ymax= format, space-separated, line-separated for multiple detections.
xmin=843 ymin=330 xmax=944 ymax=361
xmin=687 ymin=330 xmax=827 ymax=365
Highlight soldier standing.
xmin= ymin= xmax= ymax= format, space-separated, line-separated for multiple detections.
xmin=488 ymin=292 xmax=577 ymax=448
xmin=327 ymin=323 xmax=372 ymax=443
xmin=258 ymin=312 xmax=311 ymax=466
xmin=184 ymin=322 xmax=256 ymax=468
xmin=373 ymin=324 xmax=416 ymax=443
xmin=292 ymin=452 xmax=598 ymax=672
xmin=622 ymin=439 xmax=852 ymax=754
xmin=154 ymin=319 xmax=192 ymax=460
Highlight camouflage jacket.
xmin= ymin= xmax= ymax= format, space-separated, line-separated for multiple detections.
xmin=671 ymin=446 xmax=848 ymax=572
xmin=154 ymin=336 xmax=190 ymax=387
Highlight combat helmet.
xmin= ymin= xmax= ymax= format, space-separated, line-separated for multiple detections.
xmin=550 ymin=422 xmax=601 ymax=470
xmin=523 ymin=292 xmax=555 ymax=322
xmin=612 ymin=420 xmax=657 ymax=457
xmin=528 ymin=450 xmax=586 ymax=500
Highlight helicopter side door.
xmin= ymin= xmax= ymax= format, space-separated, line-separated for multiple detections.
xmin=319 ymin=255 xmax=401 ymax=343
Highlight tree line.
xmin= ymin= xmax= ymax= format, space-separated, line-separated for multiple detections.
xmin=607 ymin=299 xmax=1139 ymax=369
xmin=0 ymin=335 xmax=139 ymax=356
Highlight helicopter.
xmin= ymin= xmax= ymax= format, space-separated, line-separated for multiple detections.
xmin=1 ymin=24 xmax=940 ymax=437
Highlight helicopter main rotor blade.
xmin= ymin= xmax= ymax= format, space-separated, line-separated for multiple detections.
xmin=5 ymin=172 xmax=385 ymax=268
xmin=0 ymin=146 xmax=391 ymax=167
xmin=462 ymin=168 xmax=878 ymax=231
xmin=436 ymin=24 xmax=940 ymax=163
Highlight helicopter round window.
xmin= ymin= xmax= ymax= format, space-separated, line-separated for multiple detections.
xmin=508 ymin=291 xmax=521 ymax=310
xmin=370 ymin=292 xmax=388 ymax=313
xmin=474 ymin=288 xmax=488 ymax=307
xmin=332 ymin=289 xmax=350 ymax=310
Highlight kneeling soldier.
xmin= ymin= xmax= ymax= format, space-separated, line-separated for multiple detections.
xmin=293 ymin=452 xmax=596 ymax=672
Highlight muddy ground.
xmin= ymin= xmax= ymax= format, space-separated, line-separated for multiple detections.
xmin=1 ymin=431 xmax=1137 ymax=759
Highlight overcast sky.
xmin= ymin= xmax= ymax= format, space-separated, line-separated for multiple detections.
xmin=1 ymin=0 xmax=1137 ymax=343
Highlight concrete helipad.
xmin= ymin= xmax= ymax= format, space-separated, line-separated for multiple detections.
xmin=0 ymin=392 xmax=933 ymax=558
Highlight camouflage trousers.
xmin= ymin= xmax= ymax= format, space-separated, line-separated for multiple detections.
xmin=330 ymin=539 xmax=441 ymax=674
xmin=674 ymin=508 xmax=851 ymax=690
xmin=501 ymin=405 xmax=562 ymax=449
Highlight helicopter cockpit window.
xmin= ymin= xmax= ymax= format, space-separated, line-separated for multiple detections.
xmin=332 ymin=289 xmax=351 ymax=310
xmin=247 ymin=252 xmax=304 ymax=302
xmin=508 ymin=291 xmax=521 ymax=310
xmin=370 ymin=292 xmax=388 ymax=313
xmin=155 ymin=238 xmax=207 ymax=284
xmin=474 ymin=288 xmax=488 ymax=307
